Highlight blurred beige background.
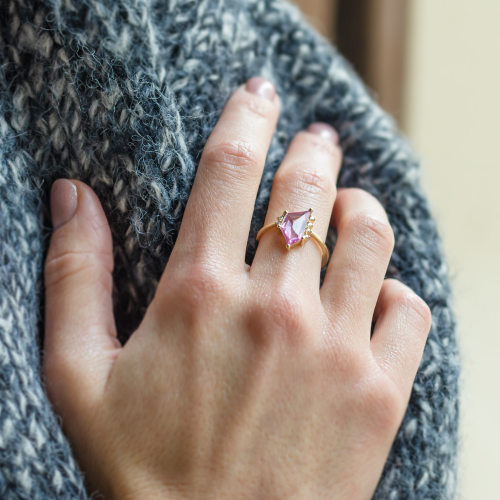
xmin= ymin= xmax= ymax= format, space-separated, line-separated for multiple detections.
xmin=405 ymin=1 xmax=500 ymax=498
xmin=293 ymin=0 xmax=500 ymax=497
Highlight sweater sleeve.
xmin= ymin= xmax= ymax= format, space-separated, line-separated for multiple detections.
xmin=0 ymin=107 xmax=88 ymax=499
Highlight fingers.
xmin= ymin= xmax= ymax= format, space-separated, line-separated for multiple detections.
xmin=251 ymin=123 xmax=341 ymax=287
xmin=321 ymin=188 xmax=394 ymax=338
xmin=43 ymin=180 xmax=120 ymax=414
xmin=371 ymin=279 xmax=432 ymax=398
xmin=170 ymin=77 xmax=280 ymax=275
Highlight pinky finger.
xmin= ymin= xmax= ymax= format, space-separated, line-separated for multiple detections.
xmin=371 ymin=279 xmax=432 ymax=399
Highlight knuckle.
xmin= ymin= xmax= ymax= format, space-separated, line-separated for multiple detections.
xmin=275 ymin=164 xmax=335 ymax=198
xmin=395 ymin=291 xmax=432 ymax=331
xmin=182 ymin=264 xmax=226 ymax=301
xmin=163 ymin=264 xmax=230 ymax=320
xmin=321 ymin=344 xmax=404 ymax=430
xmin=357 ymin=374 xmax=404 ymax=430
xmin=254 ymin=284 xmax=305 ymax=343
xmin=342 ymin=211 xmax=394 ymax=254
xmin=44 ymin=250 xmax=111 ymax=291
xmin=202 ymin=141 xmax=260 ymax=181
xmin=239 ymin=94 xmax=276 ymax=120
xmin=299 ymin=131 xmax=339 ymax=158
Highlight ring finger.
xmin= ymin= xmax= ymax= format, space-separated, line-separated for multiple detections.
xmin=251 ymin=123 xmax=342 ymax=289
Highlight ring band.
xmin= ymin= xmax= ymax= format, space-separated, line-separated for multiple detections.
xmin=256 ymin=209 xmax=329 ymax=268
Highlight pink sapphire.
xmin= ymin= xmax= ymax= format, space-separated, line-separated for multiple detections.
xmin=280 ymin=210 xmax=310 ymax=246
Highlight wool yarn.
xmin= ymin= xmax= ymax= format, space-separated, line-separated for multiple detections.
xmin=0 ymin=0 xmax=459 ymax=498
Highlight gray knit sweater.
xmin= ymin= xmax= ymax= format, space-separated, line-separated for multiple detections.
xmin=0 ymin=0 xmax=459 ymax=498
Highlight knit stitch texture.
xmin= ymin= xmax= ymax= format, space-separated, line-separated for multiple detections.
xmin=0 ymin=0 xmax=459 ymax=498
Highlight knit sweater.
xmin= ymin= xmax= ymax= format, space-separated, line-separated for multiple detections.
xmin=0 ymin=0 xmax=459 ymax=498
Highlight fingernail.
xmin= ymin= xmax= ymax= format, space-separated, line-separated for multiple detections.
xmin=307 ymin=123 xmax=339 ymax=145
xmin=51 ymin=179 xmax=78 ymax=230
xmin=245 ymin=77 xmax=276 ymax=101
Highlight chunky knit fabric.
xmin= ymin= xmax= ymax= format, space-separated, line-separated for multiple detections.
xmin=0 ymin=0 xmax=459 ymax=498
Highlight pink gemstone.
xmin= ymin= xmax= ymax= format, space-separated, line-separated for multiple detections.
xmin=280 ymin=210 xmax=311 ymax=246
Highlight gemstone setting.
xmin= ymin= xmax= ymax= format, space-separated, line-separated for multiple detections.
xmin=278 ymin=209 xmax=314 ymax=247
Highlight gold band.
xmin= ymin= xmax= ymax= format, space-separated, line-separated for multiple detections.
xmin=256 ymin=209 xmax=330 ymax=268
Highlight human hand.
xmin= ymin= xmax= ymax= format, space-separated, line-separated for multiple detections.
xmin=43 ymin=77 xmax=431 ymax=500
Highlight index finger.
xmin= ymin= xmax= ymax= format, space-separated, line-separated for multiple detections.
xmin=169 ymin=78 xmax=280 ymax=274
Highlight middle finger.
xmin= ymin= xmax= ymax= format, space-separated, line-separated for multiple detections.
xmin=170 ymin=77 xmax=280 ymax=273
xmin=251 ymin=124 xmax=342 ymax=290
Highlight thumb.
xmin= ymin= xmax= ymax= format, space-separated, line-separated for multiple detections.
xmin=43 ymin=179 xmax=120 ymax=415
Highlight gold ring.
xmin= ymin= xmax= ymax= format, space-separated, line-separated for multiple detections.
xmin=256 ymin=209 xmax=329 ymax=268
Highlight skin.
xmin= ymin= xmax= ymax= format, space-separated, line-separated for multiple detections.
xmin=43 ymin=77 xmax=432 ymax=500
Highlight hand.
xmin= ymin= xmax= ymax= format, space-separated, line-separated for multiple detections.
xmin=43 ymin=77 xmax=431 ymax=500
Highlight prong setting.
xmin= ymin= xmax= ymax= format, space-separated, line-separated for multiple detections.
xmin=258 ymin=208 xmax=329 ymax=268
xmin=302 ymin=208 xmax=315 ymax=242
